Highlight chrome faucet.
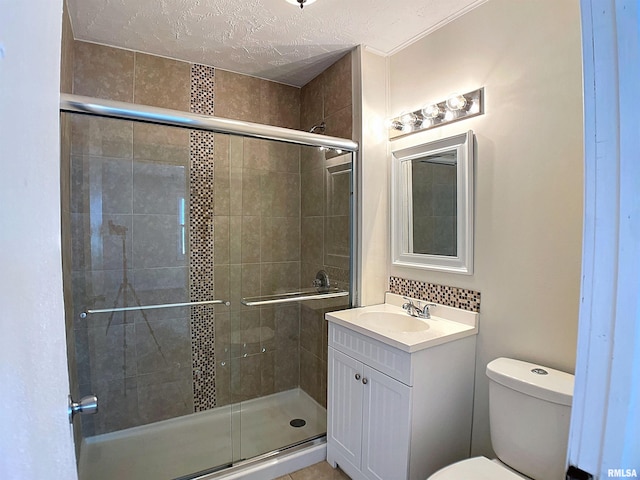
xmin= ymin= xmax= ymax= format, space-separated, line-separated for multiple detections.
xmin=402 ymin=297 xmax=437 ymax=319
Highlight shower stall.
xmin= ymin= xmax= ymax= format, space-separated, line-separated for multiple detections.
xmin=60 ymin=94 xmax=358 ymax=480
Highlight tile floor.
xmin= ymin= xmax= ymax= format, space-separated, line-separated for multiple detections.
xmin=277 ymin=461 xmax=351 ymax=480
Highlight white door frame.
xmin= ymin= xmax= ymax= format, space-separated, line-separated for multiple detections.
xmin=567 ymin=0 xmax=640 ymax=475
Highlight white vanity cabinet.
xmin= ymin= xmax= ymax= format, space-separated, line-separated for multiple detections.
xmin=326 ymin=315 xmax=477 ymax=480
xmin=328 ymin=346 xmax=411 ymax=479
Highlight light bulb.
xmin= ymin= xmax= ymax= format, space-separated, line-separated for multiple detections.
xmin=400 ymin=112 xmax=418 ymax=126
xmin=421 ymin=104 xmax=442 ymax=119
xmin=384 ymin=118 xmax=404 ymax=130
xmin=446 ymin=93 xmax=467 ymax=111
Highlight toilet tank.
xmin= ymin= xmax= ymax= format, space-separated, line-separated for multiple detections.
xmin=486 ymin=358 xmax=574 ymax=480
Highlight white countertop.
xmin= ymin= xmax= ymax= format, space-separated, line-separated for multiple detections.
xmin=325 ymin=293 xmax=479 ymax=353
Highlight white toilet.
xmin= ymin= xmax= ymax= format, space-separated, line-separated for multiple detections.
xmin=429 ymin=357 xmax=574 ymax=480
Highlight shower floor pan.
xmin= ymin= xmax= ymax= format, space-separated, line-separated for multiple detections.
xmin=78 ymin=388 xmax=326 ymax=480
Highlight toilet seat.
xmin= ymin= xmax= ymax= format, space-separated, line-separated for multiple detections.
xmin=428 ymin=457 xmax=527 ymax=480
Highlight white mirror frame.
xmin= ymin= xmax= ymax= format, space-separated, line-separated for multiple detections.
xmin=391 ymin=130 xmax=474 ymax=274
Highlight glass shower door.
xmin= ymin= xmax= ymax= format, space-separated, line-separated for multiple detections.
xmin=62 ymin=113 xmax=234 ymax=479
xmin=226 ymin=136 xmax=353 ymax=461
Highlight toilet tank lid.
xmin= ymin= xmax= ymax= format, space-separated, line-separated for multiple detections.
xmin=486 ymin=357 xmax=574 ymax=406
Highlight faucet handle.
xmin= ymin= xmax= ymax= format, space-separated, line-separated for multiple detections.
xmin=421 ymin=303 xmax=437 ymax=316
xmin=402 ymin=296 xmax=414 ymax=309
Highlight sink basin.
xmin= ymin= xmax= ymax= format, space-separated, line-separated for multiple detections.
xmin=358 ymin=311 xmax=430 ymax=333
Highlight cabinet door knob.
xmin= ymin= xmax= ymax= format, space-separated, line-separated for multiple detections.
xmin=355 ymin=373 xmax=361 ymax=381
xmin=362 ymin=378 xmax=368 ymax=385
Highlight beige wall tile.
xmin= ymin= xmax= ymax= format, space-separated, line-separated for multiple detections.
xmin=271 ymin=142 xmax=301 ymax=173
xmin=60 ymin=2 xmax=74 ymax=94
xmin=300 ymin=305 xmax=323 ymax=358
xmin=300 ymin=144 xmax=325 ymax=173
xmin=324 ymin=105 xmax=352 ymax=140
xmin=243 ymin=138 xmax=270 ymax=171
xmin=262 ymin=172 xmax=300 ymax=217
xmin=134 ymin=53 xmax=190 ymax=111
xmin=229 ymin=216 xmax=242 ymax=264
xmin=301 ymin=217 xmax=323 ymax=265
xmin=299 ymin=348 xmax=326 ymax=408
xmin=213 ymin=216 xmax=230 ymax=265
xmin=213 ymin=265 xmax=231 ymax=302
xmin=275 ymin=347 xmax=299 ymax=392
xmin=215 ymin=70 xmax=262 ymax=121
xmin=262 ymin=216 xmax=301 ymax=263
xmin=71 ymin=115 xmax=133 ymax=159
xmin=241 ymin=216 xmax=261 ymax=263
xmin=323 ymin=52 xmax=352 ymax=118
xmin=300 ymin=75 xmax=324 ymax=132
xmin=261 ymin=262 xmax=301 ymax=294
xmin=73 ymin=41 xmax=134 ymax=102
xmin=214 ymin=133 xmax=230 ymax=167
xmin=241 ymin=263 xmax=261 ymax=298
xmin=261 ymin=81 xmax=301 ymax=129
xmin=133 ymin=123 xmax=190 ymax=163
xmin=301 ymin=167 xmax=324 ymax=216
xmin=214 ymin=166 xmax=231 ymax=216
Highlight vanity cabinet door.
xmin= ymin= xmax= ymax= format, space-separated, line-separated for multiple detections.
xmin=328 ymin=347 xmax=364 ymax=469
xmin=361 ymin=366 xmax=411 ymax=480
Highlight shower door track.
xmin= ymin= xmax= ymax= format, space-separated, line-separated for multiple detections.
xmin=181 ymin=435 xmax=326 ymax=480
xmin=60 ymin=94 xmax=359 ymax=151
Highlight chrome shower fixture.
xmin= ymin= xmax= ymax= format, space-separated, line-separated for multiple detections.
xmin=309 ymin=121 xmax=326 ymax=133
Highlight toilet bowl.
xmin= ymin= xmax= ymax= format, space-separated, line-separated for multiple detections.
xmin=429 ymin=457 xmax=526 ymax=480
xmin=427 ymin=357 xmax=574 ymax=480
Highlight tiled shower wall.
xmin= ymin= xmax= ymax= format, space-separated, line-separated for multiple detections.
xmin=211 ymin=69 xmax=305 ymax=407
xmin=67 ymin=41 xmax=195 ymax=438
xmin=63 ymin=39 xmax=353 ymax=435
xmin=299 ymin=53 xmax=353 ymax=407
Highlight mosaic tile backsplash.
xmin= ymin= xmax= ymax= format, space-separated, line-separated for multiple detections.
xmin=389 ymin=276 xmax=481 ymax=312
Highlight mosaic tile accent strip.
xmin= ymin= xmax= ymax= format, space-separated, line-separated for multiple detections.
xmin=389 ymin=276 xmax=481 ymax=313
xmin=190 ymin=64 xmax=216 ymax=116
xmin=190 ymin=63 xmax=217 ymax=412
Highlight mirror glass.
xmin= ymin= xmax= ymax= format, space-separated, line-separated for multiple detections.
xmin=391 ymin=131 xmax=474 ymax=274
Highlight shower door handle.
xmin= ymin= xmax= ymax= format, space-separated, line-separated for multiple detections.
xmin=68 ymin=394 xmax=98 ymax=423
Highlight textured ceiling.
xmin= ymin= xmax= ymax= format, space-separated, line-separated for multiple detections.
xmin=67 ymin=0 xmax=485 ymax=87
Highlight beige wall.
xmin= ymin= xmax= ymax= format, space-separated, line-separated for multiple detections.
xmin=362 ymin=0 xmax=584 ymax=456
xmin=358 ymin=48 xmax=390 ymax=306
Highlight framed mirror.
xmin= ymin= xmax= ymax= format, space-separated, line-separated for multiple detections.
xmin=391 ymin=130 xmax=474 ymax=274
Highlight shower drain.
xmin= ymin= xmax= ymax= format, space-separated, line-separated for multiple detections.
xmin=289 ymin=418 xmax=306 ymax=428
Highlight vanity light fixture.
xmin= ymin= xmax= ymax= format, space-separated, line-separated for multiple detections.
xmin=285 ymin=0 xmax=318 ymax=9
xmin=387 ymin=87 xmax=484 ymax=139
